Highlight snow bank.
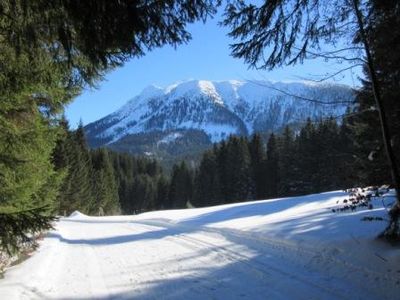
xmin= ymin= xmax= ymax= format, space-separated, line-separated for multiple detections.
xmin=68 ymin=210 xmax=88 ymax=219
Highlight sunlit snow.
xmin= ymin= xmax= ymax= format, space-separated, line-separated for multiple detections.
xmin=1 ymin=190 xmax=398 ymax=299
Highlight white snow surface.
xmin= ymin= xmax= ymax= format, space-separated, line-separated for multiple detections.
xmin=1 ymin=190 xmax=399 ymax=299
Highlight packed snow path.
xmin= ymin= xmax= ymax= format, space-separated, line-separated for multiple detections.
xmin=1 ymin=191 xmax=399 ymax=299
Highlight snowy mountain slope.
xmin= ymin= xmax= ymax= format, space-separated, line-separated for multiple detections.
xmin=0 ymin=190 xmax=398 ymax=299
xmin=85 ymin=80 xmax=354 ymax=150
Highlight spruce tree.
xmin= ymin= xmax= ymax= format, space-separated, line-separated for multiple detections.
xmin=313 ymin=118 xmax=341 ymax=191
xmin=91 ymin=149 xmax=120 ymax=215
xmin=168 ymin=162 xmax=193 ymax=208
xmin=54 ymin=123 xmax=94 ymax=215
xmin=265 ymin=134 xmax=279 ymax=198
xmin=130 ymin=175 xmax=156 ymax=213
xmin=248 ymin=134 xmax=267 ymax=199
xmin=0 ymin=0 xmax=219 ymax=252
xmin=225 ymin=136 xmax=253 ymax=202
xmin=277 ymin=126 xmax=299 ymax=196
xmin=337 ymin=110 xmax=358 ymax=188
xmin=222 ymin=0 xmax=400 ymax=230
xmin=155 ymin=175 xmax=170 ymax=210
xmin=216 ymin=141 xmax=229 ymax=203
xmin=193 ymin=151 xmax=221 ymax=207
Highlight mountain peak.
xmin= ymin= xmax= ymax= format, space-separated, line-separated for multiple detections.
xmin=85 ymin=79 xmax=354 ymax=151
xmin=163 ymin=80 xmax=222 ymax=104
xmin=138 ymin=84 xmax=165 ymax=99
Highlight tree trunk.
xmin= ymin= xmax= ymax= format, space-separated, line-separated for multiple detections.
xmin=352 ymin=0 xmax=400 ymax=215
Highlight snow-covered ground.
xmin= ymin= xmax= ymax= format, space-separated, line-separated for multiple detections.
xmin=1 ymin=190 xmax=399 ymax=299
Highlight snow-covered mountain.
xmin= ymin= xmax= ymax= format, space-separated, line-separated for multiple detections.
xmin=85 ymin=80 xmax=354 ymax=156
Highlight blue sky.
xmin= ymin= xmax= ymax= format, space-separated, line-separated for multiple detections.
xmin=65 ymin=12 xmax=362 ymax=128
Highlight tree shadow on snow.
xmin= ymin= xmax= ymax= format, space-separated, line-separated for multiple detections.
xmin=43 ymin=190 xmax=393 ymax=300
xmin=177 ymin=191 xmax=346 ymax=227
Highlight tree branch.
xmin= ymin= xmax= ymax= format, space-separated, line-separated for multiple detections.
xmin=247 ymin=80 xmax=355 ymax=105
xmin=293 ymin=46 xmax=365 ymax=63
xmin=303 ymin=64 xmax=363 ymax=83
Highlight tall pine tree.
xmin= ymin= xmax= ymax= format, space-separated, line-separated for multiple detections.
xmin=265 ymin=133 xmax=279 ymax=198
xmin=91 ymin=149 xmax=120 ymax=215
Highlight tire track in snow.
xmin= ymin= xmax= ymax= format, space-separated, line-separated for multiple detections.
xmin=125 ymin=221 xmax=351 ymax=300
xmin=130 ymin=218 xmax=397 ymax=300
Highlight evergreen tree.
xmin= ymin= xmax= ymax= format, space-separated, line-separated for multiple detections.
xmin=0 ymin=0 xmax=219 ymax=252
xmin=248 ymin=134 xmax=267 ymax=199
xmin=337 ymin=110 xmax=358 ymax=188
xmin=351 ymin=0 xmax=400 ymax=188
xmin=265 ymin=133 xmax=279 ymax=198
xmin=107 ymin=151 xmax=165 ymax=215
xmin=296 ymin=119 xmax=319 ymax=194
xmin=168 ymin=162 xmax=193 ymax=208
xmin=91 ymin=149 xmax=120 ymax=215
xmin=72 ymin=124 xmax=95 ymax=212
xmin=216 ymin=141 xmax=229 ymax=203
xmin=155 ymin=175 xmax=170 ymax=210
xmin=277 ymin=126 xmax=299 ymax=196
xmin=224 ymin=136 xmax=253 ymax=202
xmin=222 ymin=0 xmax=400 ymax=231
xmin=314 ymin=118 xmax=341 ymax=191
xmin=193 ymin=150 xmax=221 ymax=207
xmin=54 ymin=123 xmax=94 ymax=215
xmin=129 ymin=174 xmax=156 ymax=213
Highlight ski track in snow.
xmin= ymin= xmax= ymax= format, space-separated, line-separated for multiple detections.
xmin=1 ymin=191 xmax=399 ymax=299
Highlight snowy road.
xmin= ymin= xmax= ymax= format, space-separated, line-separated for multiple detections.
xmin=1 ymin=191 xmax=399 ymax=299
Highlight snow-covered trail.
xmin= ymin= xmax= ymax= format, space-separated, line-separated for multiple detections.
xmin=1 ymin=191 xmax=399 ymax=299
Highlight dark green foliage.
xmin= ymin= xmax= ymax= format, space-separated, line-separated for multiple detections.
xmin=192 ymin=118 xmax=360 ymax=206
xmin=155 ymin=176 xmax=170 ymax=210
xmin=216 ymin=141 xmax=229 ymax=203
xmin=222 ymin=0 xmax=400 ymax=238
xmin=193 ymin=151 xmax=221 ymax=207
xmin=225 ymin=136 xmax=254 ymax=202
xmin=0 ymin=0 xmax=219 ymax=252
xmin=296 ymin=118 xmax=345 ymax=194
xmin=91 ymin=149 xmax=120 ymax=215
xmin=351 ymin=87 xmax=391 ymax=186
xmin=193 ymin=135 xmax=255 ymax=206
xmin=53 ymin=121 xmax=94 ymax=215
xmin=265 ymin=133 xmax=279 ymax=198
xmin=296 ymin=119 xmax=318 ymax=194
xmin=0 ymin=104 xmax=62 ymax=211
xmin=223 ymin=0 xmax=356 ymax=70
xmin=109 ymin=151 xmax=164 ymax=214
xmin=1 ymin=0 xmax=218 ymax=88
xmin=0 ymin=206 xmax=57 ymax=255
xmin=277 ymin=126 xmax=299 ymax=196
xmin=337 ymin=113 xmax=358 ymax=188
xmin=248 ymin=134 xmax=267 ymax=199
xmin=350 ymin=0 xmax=400 ymax=187
xmin=127 ymin=175 xmax=156 ymax=213
xmin=352 ymin=0 xmax=400 ymax=237
xmin=51 ymin=114 xmax=169 ymax=216
xmin=168 ymin=162 xmax=193 ymax=208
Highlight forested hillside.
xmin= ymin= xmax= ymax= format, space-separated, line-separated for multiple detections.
xmin=51 ymin=112 xmax=392 ymax=215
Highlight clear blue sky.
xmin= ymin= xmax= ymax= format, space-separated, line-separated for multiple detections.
xmin=65 ymin=12 xmax=362 ymax=128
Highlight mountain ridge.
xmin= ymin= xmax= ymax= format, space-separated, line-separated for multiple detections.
xmin=85 ymin=79 xmax=354 ymax=162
